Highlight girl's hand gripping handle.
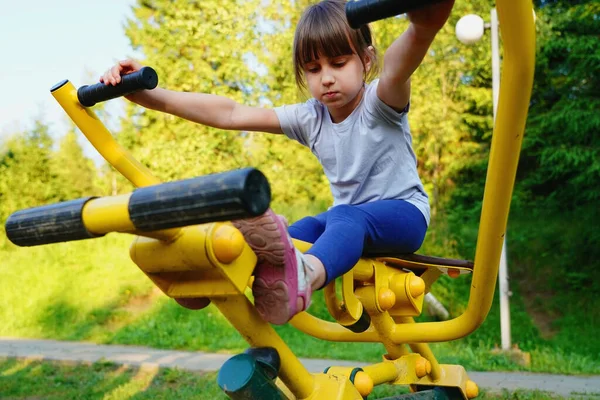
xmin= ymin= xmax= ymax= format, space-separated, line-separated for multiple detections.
xmin=346 ymin=0 xmax=447 ymax=28
xmin=78 ymin=60 xmax=158 ymax=107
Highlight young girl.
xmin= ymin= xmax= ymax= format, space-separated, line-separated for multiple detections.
xmin=101 ymin=0 xmax=454 ymax=324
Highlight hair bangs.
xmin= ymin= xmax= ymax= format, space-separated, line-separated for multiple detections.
xmin=296 ymin=12 xmax=355 ymax=67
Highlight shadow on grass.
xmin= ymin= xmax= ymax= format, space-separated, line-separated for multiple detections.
xmin=36 ymin=298 xmax=123 ymax=341
xmin=0 ymin=358 xmax=136 ymax=399
xmin=0 ymin=358 xmax=227 ymax=400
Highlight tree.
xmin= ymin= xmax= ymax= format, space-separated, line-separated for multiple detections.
xmin=520 ymin=0 xmax=600 ymax=206
xmin=51 ymin=130 xmax=99 ymax=201
xmin=0 ymin=121 xmax=57 ymax=244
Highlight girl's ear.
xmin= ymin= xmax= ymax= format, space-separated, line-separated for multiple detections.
xmin=364 ymin=45 xmax=375 ymax=73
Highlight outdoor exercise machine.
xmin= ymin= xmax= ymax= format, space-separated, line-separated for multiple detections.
xmin=5 ymin=0 xmax=535 ymax=398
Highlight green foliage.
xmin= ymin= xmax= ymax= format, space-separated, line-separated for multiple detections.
xmin=0 ymin=121 xmax=56 ymax=224
xmin=407 ymin=0 xmax=494 ymax=215
xmin=0 ymin=122 xmax=104 ymax=247
xmin=52 ymin=130 xmax=99 ymax=200
xmin=521 ymin=0 xmax=600 ymax=205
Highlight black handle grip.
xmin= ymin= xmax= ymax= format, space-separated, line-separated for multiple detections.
xmin=129 ymin=168 xmax=271 ymax=232
xmin=5 ymin=197 xmax=103 ymax=247
xmin=77 ymin=66 xmax=158 ymax=107
xmin=346 ymin=0 xmax=445 ymax=29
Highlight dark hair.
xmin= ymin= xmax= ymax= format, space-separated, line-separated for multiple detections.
xmin=293 ymin=0 xmax=379 ymax=91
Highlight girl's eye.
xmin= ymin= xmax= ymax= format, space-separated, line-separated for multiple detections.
xmin=307 ymin=67 xmax=319 ymax=73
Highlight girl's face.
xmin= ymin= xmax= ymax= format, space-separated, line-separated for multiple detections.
xmin=303 ymin=51 xmax=371 ymax=123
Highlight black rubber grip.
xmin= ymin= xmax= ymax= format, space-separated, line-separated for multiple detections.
xmin=77 ymin=66 xmax=158 ymax=107
xmin=5 ymin=197 xmax=102 ymax=247
xmin=129 ymin=168 xmax=271 ymax=231
xmin=346 ymin=0 xmax=445 ymax=29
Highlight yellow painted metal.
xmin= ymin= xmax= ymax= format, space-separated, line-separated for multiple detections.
xmin=353 ymin=371 xmax=374 ymax=397
xmin=302 ymin=373 xmax=364 ymax=400
xmin=325 ymin=367 xmax=374 ymax=398
xmin=387 ymin=271 xmax=424 ymax=317
xmin=378 ymin=288 xmax=396 ymax=311
xmin=204 ymin=223 xmax=259 ymax=295
xmin=409 ymin=276 xmax=425 ymax=298
xmin=129 ymin=223 xmax=256 ymax=298
xmin=290 ymin=312 xmax=380 ymax=342
xmin=211 ymin=224 xmax=245 ymax=263
xmin=324 ymin=355 xmax=474 ymax=399
xmin=51 ymin=81 xmax=160 ymax=188
xmin=395 ymin=316 xmax=442 ymax=381
xmin=362 ymin=361 xmax=399 ymax=386
xmin=82 ymin=194 xmax=135 ymax=234
xmin=399 ymin=364 xmax=473 ymax=400
xmin=211 ymin=295 xmax=316 ymax=399
xmin=81 ymin=195 xmax=184 ymax=241
xmin=418 ymin=267 xmax=444 ymax=293
xmin=356 ymin=286 xmax=409 ymax=360
xmin=323 ymin=273 xmax=364 ymax=326
xmin=466 ymin=380 xmax=480 ymax=399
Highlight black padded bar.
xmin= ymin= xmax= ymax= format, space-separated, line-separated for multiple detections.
xmin=5 ymin=197 xmax=102 ymax=247
xmin=346 ymin=0 xmax=445 ymax=29
xmin=129 ymin=168 xmax=271 ymax=231
xmin=77 ymin=66 xmax=158 ymax=107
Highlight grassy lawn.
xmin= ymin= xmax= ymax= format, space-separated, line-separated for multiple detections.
xmin=0 ymin=358 xmax=574 ymax=400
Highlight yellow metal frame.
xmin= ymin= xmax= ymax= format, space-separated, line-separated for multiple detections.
xmin=46 ymin=1 xmax=535 ymax=398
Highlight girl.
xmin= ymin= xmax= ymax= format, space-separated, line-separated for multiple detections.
xmin=101 ymin=0 xmax=454 ymax=324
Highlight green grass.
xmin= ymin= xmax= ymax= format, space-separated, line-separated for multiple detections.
xmin=0 ymin=358 xmax=581 ymax=400
xmin=0 ymin=235 xmax=154 ymax=342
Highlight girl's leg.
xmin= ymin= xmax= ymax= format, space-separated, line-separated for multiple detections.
xmin=288 ymin=214 xmax=327 ymax=243
xmin=307 ymin=200 xmax=427 ymax=286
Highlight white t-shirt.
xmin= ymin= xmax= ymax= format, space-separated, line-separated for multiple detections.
xmin=274 ymin=79 xmax=430 ymax=225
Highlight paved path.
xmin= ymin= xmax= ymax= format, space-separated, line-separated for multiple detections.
xmin=1 ymin=337 xmax=598 ymax=397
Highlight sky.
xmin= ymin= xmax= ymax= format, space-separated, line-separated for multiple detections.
xmin=0 ymin=0 xmax=139 ymax=142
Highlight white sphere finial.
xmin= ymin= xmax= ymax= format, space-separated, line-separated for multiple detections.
xmin=455 ymin=14 xmax=485 ymax=45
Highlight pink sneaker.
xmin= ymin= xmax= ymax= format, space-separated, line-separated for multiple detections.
xmin=233 ymin=209 xmax=312 ymax=324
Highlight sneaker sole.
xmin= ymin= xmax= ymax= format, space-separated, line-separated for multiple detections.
xmin=232 ymin=210 xmax=298 ymax=324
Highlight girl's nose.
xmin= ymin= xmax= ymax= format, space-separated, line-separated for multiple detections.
xmin=322 ymin=72 xmax=335 ymax=86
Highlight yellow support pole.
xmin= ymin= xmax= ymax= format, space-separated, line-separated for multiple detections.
xmin=395 ymin=317 xmax=442 ymax=382
xmin=212 ymin=296 xmax=315 ymax=399
xmin=51 ymin=80 xmax=161 ymax=188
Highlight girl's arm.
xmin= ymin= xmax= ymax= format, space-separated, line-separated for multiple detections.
xmin=377 ymin=0 xmax=455 ymax=111
xmin=129 ymin=88 xmax=283 ymax=134
xmin=101 ymin=59 xmax=283 ymax=134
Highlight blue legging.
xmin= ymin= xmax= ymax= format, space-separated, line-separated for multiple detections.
xmin=289 ymin=199 xmax=427 ymax=286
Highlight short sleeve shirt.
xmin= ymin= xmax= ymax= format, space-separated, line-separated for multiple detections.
xmin=274 ymin=79 xmax=430 ymax=225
